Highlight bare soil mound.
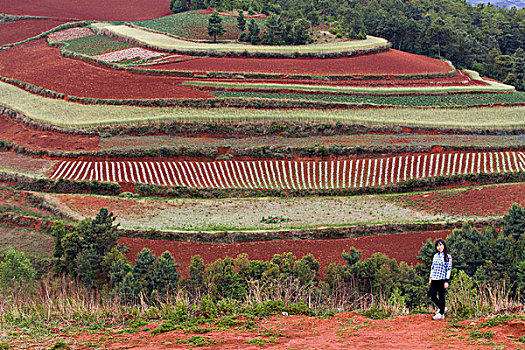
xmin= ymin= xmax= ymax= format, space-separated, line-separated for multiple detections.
xmin=0 ymin=40 xmax=213 ymax=99
xmin=0 ymin=19 xmax=67 ymax=46
xmin=118 ymin=230 xmax=450 ymax=276
xmin=2 ymin=0 xmax=172 ymax=21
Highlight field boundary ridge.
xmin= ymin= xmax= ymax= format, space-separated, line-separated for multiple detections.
xmin=91 ymin=22 xmax=391 ymax=58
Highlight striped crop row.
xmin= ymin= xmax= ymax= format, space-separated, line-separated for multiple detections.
xmin=49 ymin=152 xmax=525 ymax=189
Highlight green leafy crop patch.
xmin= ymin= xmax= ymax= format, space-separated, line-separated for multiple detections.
xmin=60 ymin=35 xmax=134 ymax=56
xmin=209 ymin=90 xmax=525 ymax=107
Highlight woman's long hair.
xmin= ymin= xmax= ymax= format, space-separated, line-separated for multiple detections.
xmin=435 ymin=239 xmax=451 ymax=262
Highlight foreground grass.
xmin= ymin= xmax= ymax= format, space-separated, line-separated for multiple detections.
xmin=1 ymin=81 xmax=524 ymax=128
xmin=91 ymin=23 xmax=388 ymax=54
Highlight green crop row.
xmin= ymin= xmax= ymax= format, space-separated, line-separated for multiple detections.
xmin=56 ymin=34 xmax=135 ymax=56
xmin=210 ymin=90 xmax=525 ymax=107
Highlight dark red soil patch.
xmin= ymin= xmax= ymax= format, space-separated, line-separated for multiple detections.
xmin=2 ymin=0 xmax=172 ymax=21
xmin=0 ymin=114 xmax=100 ymax=152
xmin=0 ymin=19 xmax=67 ymax=46
xmin=0 ymin=40 xmax=214 ymax=99
xmin=398 ymin=183 xmax=525 ymax=217
xmin=118 ymin=230 xmax=450 ymax=276
xmin=146 ymin=49 xmax=452 ymax=76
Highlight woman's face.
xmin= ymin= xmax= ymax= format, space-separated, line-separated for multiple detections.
xmin=436 ymin=242 xmax=445 ymax=253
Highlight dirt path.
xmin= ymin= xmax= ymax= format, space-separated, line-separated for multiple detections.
xmin=8 ymin=312 xmax=523 ymax=349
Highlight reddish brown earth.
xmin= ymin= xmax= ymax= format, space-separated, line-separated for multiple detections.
xmin=0 ymin=151 xmax=56 ymax=174
xmin=0 ymin=40 xmax=213 ymax=99
xmin=147 ymin=49 xmax=452 ymax=76
xmin=0 ymin=19 xmax=67 ymax=46
xmin=8 ymin=312 xmax=524 ymax=349
xmin=2 ymin=0 xmax=172 ymax=21
xmin=119 ymin=230 xmax=450 ymax=276
xmin=398 ymin=183 xmax=525 ymax=217
xmin=0 ymin=114 xmax=100 ymax=152
xmin=0 ymin=183 xmax=59 ymax=218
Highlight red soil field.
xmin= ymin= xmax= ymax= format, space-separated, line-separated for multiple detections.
xmin=9 ymin=311 xmax=525 ymax=349
xmin=146 ymin=49 xmax=452 ymax=76
xmin=0 ymin=40 xmax=213 ymax=99
xmin=0 ymin=19 xmax=67 ymax=46
xmin=118 ymin=230 xmax=450 ymax=277
xmin=399 ymin=183 xmax=525 ymax=217
xmin=0 ymin=114 xmax=100 ymax=152
xmin=63 ymin=313 xmax=524 ymax=350
xmin=0 ymin=183 xmax=58 ymax=218
xmin=2 ymin=0 xmax=172 ymax=21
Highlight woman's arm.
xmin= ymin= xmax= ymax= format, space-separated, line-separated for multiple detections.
xmin=444 ymin=256 xmax=452 ymax=289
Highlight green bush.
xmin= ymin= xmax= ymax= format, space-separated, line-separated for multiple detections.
xmin=0 ymin=248 xmax=36 ymax=292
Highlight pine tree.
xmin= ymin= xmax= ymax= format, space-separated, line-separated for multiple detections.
xmin=237 ymin=10 xmax=246 ymax=32
xmin=293 ymin=254 xmax=320 ymax=284
xmin=132 ymin=248 xmax=156 ymax=298
xmin=81 ymin=208 xmax=119 ymax=258
xmin=152 ymin=251 xmax=180 ymax=296
xmin=502 ymin=203 xmax=525 ymax=241
xmin=263 ymin=14 xmax=283 ymax=45
xmin=74 ymin=246 xmax=100 ymax=288
xmin=342 ymin=247 xmax=362 ymax=266
xmin=52 ymin=222 xmax=66 ymax=259
xmin=183 ymin=255 xmax=205 ymax=297
xmin=291 ymin=18 xmax=311 ymax=45
xmin=170 ymin=0 xmax=188 ymax=13
xmin=207 ymin=10 xmax=225 ymax=42
xmin=110 ymin=258 xmax=132 ymax=287
xmin=248 ymin=19 xmax=260 ymax=44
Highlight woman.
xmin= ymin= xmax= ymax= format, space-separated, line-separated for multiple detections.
xmin=428 ymin=239 xmax=452 ymax=320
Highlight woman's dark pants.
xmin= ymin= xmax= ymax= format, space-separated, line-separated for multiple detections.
xmin=428 ymin=280 xmax=446 ymax=314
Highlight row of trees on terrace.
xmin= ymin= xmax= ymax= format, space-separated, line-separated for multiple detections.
xmin=206 ymin=10 xmax=313 ymax=44
xmin=173 ymin=0 xmax=524 ymax=90
xmin=2 ymin=204 xmax=524 ymax=317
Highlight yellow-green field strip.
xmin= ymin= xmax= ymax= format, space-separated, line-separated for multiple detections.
xmin=91 ymin=23 xmax=389 ymax=54
xmin=185 ymin=70 xmax=515 ymax=94
xmin=1 ymin=81 xmax=524 ymax=128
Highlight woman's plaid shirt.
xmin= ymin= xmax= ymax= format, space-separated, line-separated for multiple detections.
xmin=430 ymin=252 xmax=452 ymax=280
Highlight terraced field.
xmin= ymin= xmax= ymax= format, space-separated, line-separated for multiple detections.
xmin=49 ymin=151 xmax=525 ymax=188
xmin=0 ymin=6 xmax=523 ymax=300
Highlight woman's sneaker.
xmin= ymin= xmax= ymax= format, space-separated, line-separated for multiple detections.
xmin=435 ymin=307 xmax=448 ymax=315
xmin=432 ymin=313 xmax=445 ymax=320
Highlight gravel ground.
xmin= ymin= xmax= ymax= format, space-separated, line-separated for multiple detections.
xmin=47 ymin=193 xmax=450 ymax=231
